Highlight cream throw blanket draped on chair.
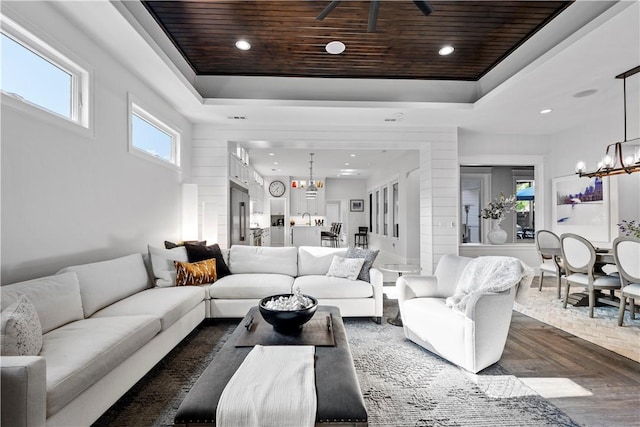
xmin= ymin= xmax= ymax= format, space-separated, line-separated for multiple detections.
xmin=446 ymin=256 xmax=533 ymax=313
xmin=216 ymin=345 xmax=317 ymax=427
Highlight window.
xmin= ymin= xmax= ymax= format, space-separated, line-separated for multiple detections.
xmin=375 ymin=190 xmax=380 ymax=234
xmin=368 ymin=192 xmax=373 ymax=232
xmin=129 ymin=103 xmax=180 ymax=168
xmin=383 ymin=186 xmax=389 ymax=236
xmin=392 ymin=182 xmax=399 ymax=238
xmin=460 ymin=165 xmax=536 ymax=244
xmin=1 ymin=17 xmax=88 ymax=127
xmin=515 ymin=180 xmax=535 ymax=240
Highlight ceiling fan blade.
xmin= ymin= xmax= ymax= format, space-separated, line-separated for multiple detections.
xmin=413 ymin=0 xmax=435 ymax=16
xmin=316 ymin=1 xmax=342 ymax=20
xmin=367 ymin=0 xmax=380 ymax=32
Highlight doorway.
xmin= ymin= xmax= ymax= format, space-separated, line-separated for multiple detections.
xmin=460 ymin=173 xmax=490 ymax=243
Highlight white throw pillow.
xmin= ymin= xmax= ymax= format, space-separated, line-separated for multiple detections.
xmin=326 ymin=256 xmax=366 ymax=281
xmin=1 ymin=294 xmax=43 ymax=356
xmin=148 ymin=245 xmax=188 ymax=287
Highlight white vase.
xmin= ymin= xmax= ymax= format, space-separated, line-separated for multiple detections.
xmin=487 ymin=220 xmax=508 ymax=245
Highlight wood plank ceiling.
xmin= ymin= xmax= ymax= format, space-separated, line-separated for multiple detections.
xmin=142 ymin=0 xmax=572 ymax=81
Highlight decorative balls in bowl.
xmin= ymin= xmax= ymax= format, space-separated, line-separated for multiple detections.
xmin=259 ymin=292 xmax=318 ymax=333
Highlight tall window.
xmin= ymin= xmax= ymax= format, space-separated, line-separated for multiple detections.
xmin=383 ymin=186 xmax=389 ymax=236
xmin=129 ymin=102 xmax=180 ymax=168
xmin=1 ymin=18 xmax=88 ymax=126
xmin=515 ymin=180 xmax=535 ymax=240
xmin=392 ymin=182 xmax=399 ymax=238
xmin=368 ymin=192 xmax=373 ymax=232
xmin=375 ymin=190 xmax=380 ymax=234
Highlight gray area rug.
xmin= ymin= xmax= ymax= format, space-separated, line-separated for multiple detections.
xmin=94 ymin=300 xmax=578 ymax=427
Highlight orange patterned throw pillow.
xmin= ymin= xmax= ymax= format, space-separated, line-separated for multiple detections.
xmin=175 ymin=258 xmax=217 ymax=286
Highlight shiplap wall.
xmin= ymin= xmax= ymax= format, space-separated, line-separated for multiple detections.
xmin=190 ymin=139 xmax=229 ymax=247
xmin=420 ymin=132 xmax=459 ymax=274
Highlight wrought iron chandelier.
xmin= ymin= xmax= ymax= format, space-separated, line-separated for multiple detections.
xmin=576 ymin=65 xmax=640 ymax=178
xmin=306 ymin=153 xmax=318 ymax=199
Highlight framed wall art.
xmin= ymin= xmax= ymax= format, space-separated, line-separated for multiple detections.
xmin=552 ymin=174 xmax=611 ymax=243
xmin=350 ymin=199 xmax=364 ymax=212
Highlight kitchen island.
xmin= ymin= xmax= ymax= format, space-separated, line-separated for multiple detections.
xmin=291 ymin=225 xmax=323 ymax=247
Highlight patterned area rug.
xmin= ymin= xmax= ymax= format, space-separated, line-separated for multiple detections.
xmin=94 ymin=300 xmax=577 ymax=427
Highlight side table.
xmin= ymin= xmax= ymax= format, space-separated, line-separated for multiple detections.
xmin=380 ymin=263 xmax=422 ymax=326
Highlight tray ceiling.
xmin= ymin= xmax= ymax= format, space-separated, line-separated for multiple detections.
xmin=142 ymin=0 xmax=571 ymax=81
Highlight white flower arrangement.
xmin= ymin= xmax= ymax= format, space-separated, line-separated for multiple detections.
xmin=481 ymin=193 xmax=516 ymax=223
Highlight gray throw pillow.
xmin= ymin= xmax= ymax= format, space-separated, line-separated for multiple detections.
xmin=346 ymin=247 xmax=379 ymax=282
xmin=1 ymin=294 xmax=43 ymax=356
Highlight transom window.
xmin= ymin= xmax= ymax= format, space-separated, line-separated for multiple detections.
xmin=129 ymin=103 xmax=180 ymax=168
xmin=1 ymin=17 xmax=88 ymax=127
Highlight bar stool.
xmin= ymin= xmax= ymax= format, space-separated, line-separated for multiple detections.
xmin=354 ymin=227 xmax=368 ymax=248
xmin=321 ymin=223 xmax=342 ymax=247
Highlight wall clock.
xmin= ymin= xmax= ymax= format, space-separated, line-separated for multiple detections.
xmin=269 ymin=180 xmax=286 ymax=197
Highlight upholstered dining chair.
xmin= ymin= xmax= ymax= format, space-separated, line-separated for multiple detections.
xmin=535 ymin=230 xmax=565 ymax=299
xmin=560 ymin=233 xmax=621 ymax=318
xmin=612 ymin=236 xmax=640 ymax=326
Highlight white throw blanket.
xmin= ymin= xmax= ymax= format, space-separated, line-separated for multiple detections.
xmin=216 ymin=345 xmax=317 ymax=427
xmin=446 ymin=256 xmax=533 ymax=313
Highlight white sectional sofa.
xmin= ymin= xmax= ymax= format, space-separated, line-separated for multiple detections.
xmin=1 ymin=253 xmax=205 ymax=427
xmin=1 ymin=244 xmax=382 ymax=426
xmin=208 ymin=246 xmax=383 ymax=322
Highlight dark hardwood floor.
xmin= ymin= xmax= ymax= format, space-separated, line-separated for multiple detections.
xmin=501 ymin=284 xmax=640 ymax=427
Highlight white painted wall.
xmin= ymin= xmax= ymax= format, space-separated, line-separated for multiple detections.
xmin=458 ymin=131 xmax=549 ymax=266
xmin=548 ymin=74 xmax=640 ymax=240
xmin=1 ymin=2 xmax=192 ymax=284
xmin=458 ymin=70 xmax=639 ymax=256
xmin=367 ymin=150 xmax=420 ymax=267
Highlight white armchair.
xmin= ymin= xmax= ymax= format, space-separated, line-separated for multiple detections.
xmin=397 ymin=254 xmax=530 ymax=373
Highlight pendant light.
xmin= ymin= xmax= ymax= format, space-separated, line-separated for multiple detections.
xmin=306 ymin=153 xmax=318 ymax=199
xmin=576 ymin=65 xmax=640 ymax=178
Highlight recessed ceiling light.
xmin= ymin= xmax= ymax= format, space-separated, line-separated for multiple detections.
xmin=540 ymin=108 xmax=553 ymax=114
xmin=325 ymin=41 xmax=346 ymax=55
xmin=273 ymin=161 xmax=279 ymax=165
xmin=269 ymin=152 xmax=275 ymax=156
xmin=350 ymin=153 xmax=356 ymax=157
xmin=574 ymin=89 xmax=598 ymax=98
xmin=345 ymin=162 xmax=350 ymax=166
xmin=235 ymin=40 xmax=251 ymax=51
xmin=439 ymin=46 xmax=454 ymax=56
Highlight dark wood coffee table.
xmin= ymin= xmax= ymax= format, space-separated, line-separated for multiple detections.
xmin=174 ymin=305 xmax=368 ymax=426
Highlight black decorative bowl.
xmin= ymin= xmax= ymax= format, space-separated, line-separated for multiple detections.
xmin=259 ymin=294 xmax=318 ymax=333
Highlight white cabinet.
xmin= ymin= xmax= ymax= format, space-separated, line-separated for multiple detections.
xmin=289 ymin=177 xmax=325 ymax=216
xmin=290 ymin=189 xmax=305 ymax=216
xmin=270 ymin=226 xmax=285 ymax=246
xmin=262 ymin=227 xmax=271 ymax=246
xmin=291 ymin=226 xmax=322 ymax=247
xmin=307 ymin=190 xmax=325 ymax=216
xmin=248 ymin=167 xmax=265 ymax=214
xmin=270 ymin=198 xmax=286 ymax=215
xmin=229 ymin=154 xmax=248 ymax=185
